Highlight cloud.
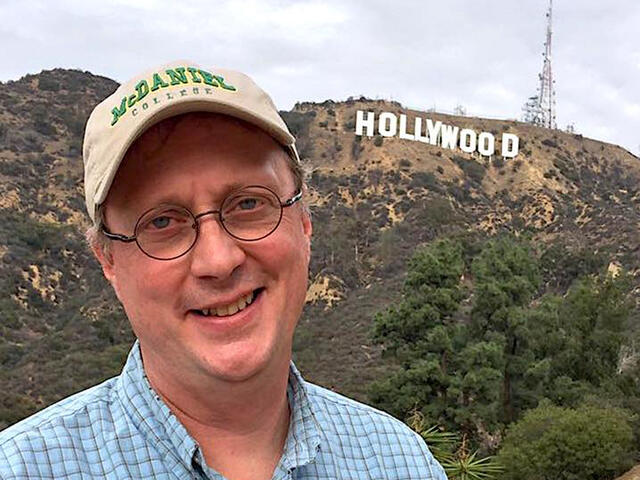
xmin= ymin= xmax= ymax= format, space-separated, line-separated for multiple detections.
xmin=0 ymin=0 xmax=638 ymax=155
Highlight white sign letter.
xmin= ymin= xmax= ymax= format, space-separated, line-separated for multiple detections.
xmin=414 ymin=117 xmax=429 ymax=143
xmin=478 ymin=132 xmax=495 ymax=156
xmin=501 ymin=133 xmax=520 ymax=158
xmin=441 ymin=124 xmax=459 ymax=149
xmin=379 ymin=112 xmax=398 ymax=137
xmin=355 ymin=110 xmax=375 ymax=137
xmin=426 ymin=119 xmax=441 ymax=145
xmin=459 ymin=129 xmax=477 ymax=153
xmin=398 ymin=114 xmax=415 ymax=140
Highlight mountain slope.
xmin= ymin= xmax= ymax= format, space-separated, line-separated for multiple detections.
xmin=0 ymin=69 xmax=638 ymax=428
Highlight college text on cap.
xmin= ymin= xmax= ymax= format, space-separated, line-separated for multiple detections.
xmin=110 ymin=66 xmax=237 ymax=127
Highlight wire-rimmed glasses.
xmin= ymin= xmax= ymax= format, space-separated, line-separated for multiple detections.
xmin=100 ymin=185 xmax=303 ymax=260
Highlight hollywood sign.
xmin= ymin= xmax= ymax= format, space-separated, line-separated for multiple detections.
xmin=354 ymin=110 xmax=520 ymax=158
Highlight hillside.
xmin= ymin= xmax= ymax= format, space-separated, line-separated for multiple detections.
xmin=0 ymin=68 xmax=639 ymax=429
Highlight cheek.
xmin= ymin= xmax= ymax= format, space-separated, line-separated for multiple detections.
xmin=110 ymin=251 xmax=181 ymax=317
xmin=264 ymin=228 xmax=311 ymax=306
xmin=261 ymin=224 xmax=310 ymax=278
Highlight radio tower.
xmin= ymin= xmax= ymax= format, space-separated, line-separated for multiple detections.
xmin=523 ymin=0 xmax=557 ymax=129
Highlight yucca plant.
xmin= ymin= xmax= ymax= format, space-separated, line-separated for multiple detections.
xmin=407 ymin=410 xmax=503 ymax=480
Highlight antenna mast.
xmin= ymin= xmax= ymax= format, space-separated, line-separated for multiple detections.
xmin=523 ymin=0 xmax=557 ymax=129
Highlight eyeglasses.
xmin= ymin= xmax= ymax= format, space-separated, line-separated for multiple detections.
xmin=100 ymin=185 xmax=303 ymax=260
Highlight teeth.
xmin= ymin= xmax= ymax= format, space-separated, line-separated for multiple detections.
xmin=227 ymin=303 xmax=239 ymax=315
xmin=199 ymin=290 xmax=257 ymax=318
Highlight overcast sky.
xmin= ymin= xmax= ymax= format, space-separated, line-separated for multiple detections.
xmin=1 ymin=0 xmax=638 ymax=155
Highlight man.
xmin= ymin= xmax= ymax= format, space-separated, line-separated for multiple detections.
xmin=0 ymin=60 xmax=447 ymax=479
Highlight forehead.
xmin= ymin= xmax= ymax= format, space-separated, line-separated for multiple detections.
xmin=105 ymin=112 xmax=294 ymax=210
xmin=124 ymin=112 xmax=283 ymax=172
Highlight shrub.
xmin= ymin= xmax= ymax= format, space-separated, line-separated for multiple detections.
xmin=452 ymin=155 xmax=486 ymax=184
xmin=34 ymin=118 xmax=57 ymax=136
xmin=279 ymin=110 xmax=313 ymax=137
xmin=497 ymin=402 xmax=634 ymax=480
xmin=38 ymin=76 xmax=60 ymax=92
xmin=491 ymin=156 xmax=504 ymax=169
xmin=373 ymin=135 xmax=383 ymax=147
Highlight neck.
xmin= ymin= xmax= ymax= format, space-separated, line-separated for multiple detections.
xmin=140 ymin=344 xmax=292 ymax=479
xmin=140 ymin=345 xmax=291 ymax=435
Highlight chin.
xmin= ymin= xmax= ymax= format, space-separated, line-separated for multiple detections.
xmin=200 ymin=346 xmax=275 ymax=383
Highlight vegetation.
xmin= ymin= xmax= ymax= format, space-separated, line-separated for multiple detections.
xmin=497 ymin=402 xmax=635 ymax=480
xmin=370 ymin=234 xmax=639 ymax=477
xmin=2 ymin=70 xmax=640 ymax=479
xmin=410 ymin=410 xmax=504 ymax=480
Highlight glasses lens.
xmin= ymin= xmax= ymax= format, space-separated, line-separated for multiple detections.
xmin=220 ymin=186 xmax=283 ymax=241
xmin=135 ymin=205 xmax=196 ymax=259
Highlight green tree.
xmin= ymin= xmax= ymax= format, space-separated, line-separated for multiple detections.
xmin=557 ymin=272 xmax=634 ymax=385
xmin=370 ymin=238 xmax=472 ymax=433
xmin=370 ymin=233 xmax=640 ymax=454
xmin=524 ymin=270 xmax=637 ymax=407
xmin=469 ymin=235 xmax=541 ymax=424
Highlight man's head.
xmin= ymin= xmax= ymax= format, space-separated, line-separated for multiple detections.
xmin=82 ymin=61 xmax=312 ymax=386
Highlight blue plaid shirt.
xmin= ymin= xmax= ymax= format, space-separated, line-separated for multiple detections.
xmin=0 ymin=341 xmax=447 ymax=479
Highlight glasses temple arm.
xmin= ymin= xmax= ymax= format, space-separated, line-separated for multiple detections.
xmin=100 ymin=226 xmax=137 ymax=243
xmin=282 ymin=189 xmax=303 ymax=208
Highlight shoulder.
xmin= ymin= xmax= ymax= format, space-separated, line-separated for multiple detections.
xmin=305 ymin=381 xmax=406 ymax=428
xmin=303 ymin=381 xmax=447 ymax=478
xmin=0 ymin=377 xmax=119 ymax=478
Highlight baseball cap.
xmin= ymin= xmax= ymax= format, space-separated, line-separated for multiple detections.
xmin=82 ymin=59 xmax=300 ymax=223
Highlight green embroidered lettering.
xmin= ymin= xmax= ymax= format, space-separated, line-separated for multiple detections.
xmin=110 ymin=97 xmax=127 ymax=126
xmin=197 ymin=69 xmax=220 ymax=87
xmin=166 ymin=68 xmax=188 ymax=86
xmin=127 ymin=94 xmax=137 ymax=108
xmin=135 ymin=79 xmax=149 ymax=102
xmin=187 ymin=67 xmax=202 ymax=83
xmin=151 ymin=73 xmax=170 ymax=91
xmin=212 ymin=75 xmax=236 ymax=91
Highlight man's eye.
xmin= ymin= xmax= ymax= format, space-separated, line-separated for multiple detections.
xmin=151 ymin=216 xmax=171 ymax=229
xmin=141 ymin=210 xmax=189 ymax=232
xmin=238 ymin=198 xmax=259 ymax=210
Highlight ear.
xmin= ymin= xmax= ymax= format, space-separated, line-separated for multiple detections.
xmin=90 ymin=241 xmax=117 ymax=286
xmin=301 ymin=208 xmax=312 ymax=259
xmin=302 ymin=209 xmax=312 ymax=238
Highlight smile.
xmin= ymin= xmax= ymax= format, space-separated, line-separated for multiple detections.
xmin=191 ymin=288 xmax=263 ymax=318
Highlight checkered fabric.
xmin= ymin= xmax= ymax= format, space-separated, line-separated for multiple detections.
xmin=0 ymin=341 xmax=447 ymax=479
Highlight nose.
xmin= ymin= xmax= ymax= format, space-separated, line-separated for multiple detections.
xmin=188 ymin=213 xmax=246 ymax=280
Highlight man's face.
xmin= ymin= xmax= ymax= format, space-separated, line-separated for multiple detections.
xmin=95 ymin=113 xmax=312 ymax=385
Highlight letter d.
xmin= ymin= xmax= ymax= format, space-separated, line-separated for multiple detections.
xmin=501 ymin=133 xmax=519 ymax=158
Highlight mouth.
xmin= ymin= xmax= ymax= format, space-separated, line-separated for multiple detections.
xmin=190 ymin=288 xmax=264 ymax=318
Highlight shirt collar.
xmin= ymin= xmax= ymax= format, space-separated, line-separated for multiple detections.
xmin=114 ymin=340 xmax=199 ymax=468
xmin=115 ymin=340 xmax=321 ymax=475
xmin=279 ymin=362 xmax=322 ymax=473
